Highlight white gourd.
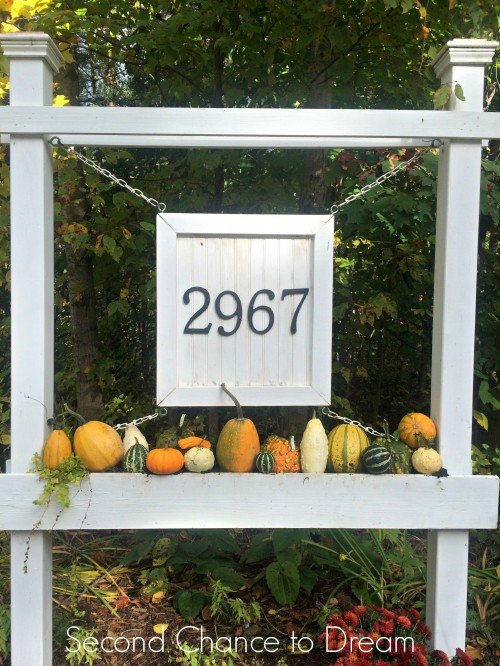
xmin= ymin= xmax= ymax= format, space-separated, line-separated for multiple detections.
xmin=122 ymin=424 xmax=149 ymax=454
xmin=412 ymin=447 xmax=442 ymax=475
xmin=300 ymin=415 xmax=328 ymax=473
xmin=184 ymin=447 xmax=215 ymax=473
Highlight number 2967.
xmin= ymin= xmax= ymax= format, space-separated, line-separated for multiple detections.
xmin=182 ymin=287 xmax=310 ymax=337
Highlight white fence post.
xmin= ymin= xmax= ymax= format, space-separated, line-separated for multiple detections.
xmin=0 ymin=33 xmax=64 ymax=665
xmin=427 ymin=39 xmax=498 ymax=653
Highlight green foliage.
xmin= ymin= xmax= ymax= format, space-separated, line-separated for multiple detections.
xmin=178 ymin=643 xmax=238 ymax=666
xmin=305 ymin=529 xmax=426 ymax=608
xmin=210 ymin=579 xmax=261 ymax=624
xmin=30 ymin=453 xmax=89 ymax=509
xmin=0 ymin=602 xmax=10 ymax=660
xmin=65 ymin=626 xmax=100 ymax=666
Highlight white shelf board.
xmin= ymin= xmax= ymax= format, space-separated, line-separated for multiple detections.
xmin=0 ymin=473 xmax=497 ymax=531
xmin=0 ymin=108 xmax=498 ymax=145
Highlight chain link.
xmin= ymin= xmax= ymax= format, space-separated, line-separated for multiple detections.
xmin=49 ymin=137 xmax=167 ymax=212
xmin=320 ymin=407 xmax=395 ymax=440
xmin=114 ymin=408 xmax=168 ymax=432
xmin=330 ymin=140 xmax=442 ymax=215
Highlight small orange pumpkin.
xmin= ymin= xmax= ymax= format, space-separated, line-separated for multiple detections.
xmin=42 ymin=428 xmax=72 ymax=470
xmin=146 ymin=447 xmax=185 ymax=474
xmin=398 ymin=413 xmax=437 ymax=449
xmin=178 ymin=436 xmax=211 ymax=451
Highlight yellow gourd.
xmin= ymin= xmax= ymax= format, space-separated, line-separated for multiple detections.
xmin=412 ymin=447 xmax=442 ymax=475
xmin=216 ymin=384 xmax=260 ymax=472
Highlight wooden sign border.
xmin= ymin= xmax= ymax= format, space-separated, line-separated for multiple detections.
xmin=156 ymin=212 xmax=334 ymax=406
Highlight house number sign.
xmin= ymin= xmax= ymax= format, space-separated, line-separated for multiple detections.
xmin=157 ymin=213 xmax=333 ymax=406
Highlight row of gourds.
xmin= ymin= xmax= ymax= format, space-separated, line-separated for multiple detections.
xmin=41 ymin=388 xmax=443 ymax=476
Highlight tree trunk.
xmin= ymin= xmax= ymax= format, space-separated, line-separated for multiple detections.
xmin=56 ymin=59 xmax=104 ymax=419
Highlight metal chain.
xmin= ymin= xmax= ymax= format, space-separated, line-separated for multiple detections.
xmin=330 ymin=140 xmax=442 ymax=215
xmin=320 ymin=407 xmax=395 ymax=440
xmin=114 ymin=408 xmax=168 ymax=432
xmin=49 ymin=137 xmax=167 ymax=212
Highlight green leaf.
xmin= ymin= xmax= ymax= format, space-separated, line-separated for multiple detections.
xmin=241 ymin=533 xmax=273 ymax=564
xmin=454 ymin=83 xmax=465 ymax=102
xmin=479 ymin=381 xmax=500 ymax=409
xmin=211 ymin=566 xmax=247 ymax=590
xmin=433 ymin=83 xmax=452 ymax=110
xmin=265 ymin=560 xmax=300 ymax=605
xmin=299 ymin=566 xmax=318 ymax=593
xmin=473 ymin=410 xmax=488 ymax=431
xmin=174 ymin=589 xmax=208 ymax=619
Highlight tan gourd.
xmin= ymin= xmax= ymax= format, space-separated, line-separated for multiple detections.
xmin=412 ymin=447 xmax=442 ymax=475
xmin=122 ymin=423 xmax=149 ymax=454
xmin=300 ymin=412 xmax=328 ymax=473
xmin=184 ymin=447 xmax=215 ymax=473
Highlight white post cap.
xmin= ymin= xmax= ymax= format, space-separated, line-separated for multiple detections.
xmin=433 ymin=38 xmax=498 ymax=78
xmin=0 ymin=32 xmax=65 ymax=73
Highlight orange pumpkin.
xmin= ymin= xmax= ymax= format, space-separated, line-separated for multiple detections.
xmin=216 ymin=384 xmax=260 ymax=472
xmin=73 ymin=421 xmax=124 ymax=471
xmin=42 ymin=428 xmax=72 ymax=470
xmin=146 ymin=447 xmax=185 ymax=474
xmin=178 ymin=436 xmax=211 ymax=451
xmin=398 ymin=413 xmax=437 ymax=449
xmin=263 ymin=435 xmax=300 ymax=473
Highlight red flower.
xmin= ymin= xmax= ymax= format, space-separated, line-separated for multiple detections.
xmin=353 ymin=605 xmax=368 ymax=616
xmin=374 ymin=619 xmax=394 ymax=636
xmin=396 ymin=615 xmax=412 ymax=629
xmin=416 ymin=620 xmax=432 ymax=639
xmin=408 ymin=608 xmax=421 ymax=621
xmin=432 ymin=649 xmax=451 ymax=665
xmin=381 ymin=608 xmax=397 ymax=620
xmin=454 ymin=648 xmax=473 ymax=666
xmin=344 ymin=610 xmax=360 ymax=627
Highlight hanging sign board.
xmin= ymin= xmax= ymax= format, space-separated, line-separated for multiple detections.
xmin=157 ymin=213 xmax=333 ymax=406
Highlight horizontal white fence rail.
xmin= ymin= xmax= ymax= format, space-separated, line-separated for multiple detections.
xmin=0 ymin=108 xmax=498 ymax=147
xmin=1 ymin=473 xmax=497 ymax=531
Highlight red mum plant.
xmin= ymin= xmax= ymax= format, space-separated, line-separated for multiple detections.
xmin=318 ymin=605 xmax=475 ymax=665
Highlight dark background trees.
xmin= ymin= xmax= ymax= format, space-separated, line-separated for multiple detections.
xmin=0 ymin=0 xmax=498 ymax=453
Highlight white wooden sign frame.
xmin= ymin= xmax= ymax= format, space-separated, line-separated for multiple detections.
xmin=157 ymin=212 xmax=333 ymax=406
xmin=0 ymin=33 xmax=498 ymax=665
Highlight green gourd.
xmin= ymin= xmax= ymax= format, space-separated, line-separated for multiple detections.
xmin=385 ymin=439 xmax=412 ymax=474
xmin=123 ymin=439 xmax=148 ymax=473
xmin=361 ymin=445 xmax=392 ymax=474
xmin=255 ymin=451 xmax=275 ymax=474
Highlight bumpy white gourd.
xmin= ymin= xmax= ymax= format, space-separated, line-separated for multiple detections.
xmin=184 ymin=447 xmax=215 ymax=473
xmin=300 ymin=415 xmax=328 ymax=473
xmin=412 ymin=447 xmax=442 ymax=475
xmin=122 ymin=424 xmax=149 ymax=454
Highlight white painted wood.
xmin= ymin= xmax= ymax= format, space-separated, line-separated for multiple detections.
xmin=0 ymin=32 xmax=64 ymax=666
xmin=0 ymin=107 xmax=498 ymax=142
xmin=426 ymin=39 xmax=497 ymax=654
xmin=0 ymin=473 xmax=496 ymax=531
xmin=426 ymin=530 xmax=469 ymax=655
xmin=157 ymin=213 xmax=333 ymax=405
xmin=0 ymin=134 xmax=440 ymax=148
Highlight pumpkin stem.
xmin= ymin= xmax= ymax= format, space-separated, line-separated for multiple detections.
xmin=290 ymin=435 xmax=296 ymax=452
xmin=221 ymin=383 xmax=244 ymax=420
xmin=382 ymin=419 xmax=391 ymax=440
xmin=63 ymin=403 xmax=86 ymax=425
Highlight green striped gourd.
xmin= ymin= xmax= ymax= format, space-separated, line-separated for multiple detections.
xmin=385 ymin=439 xmax=412 ymax=474
xmin=123 ymin=439 xmax=148 ymax=473
xmin=255 ymin=451 xmax=274 ymax=474
xmin=328 ymin=424 xmax=370 ymax=473
xmin=361 ymin=445 xmax=392 ymax=474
